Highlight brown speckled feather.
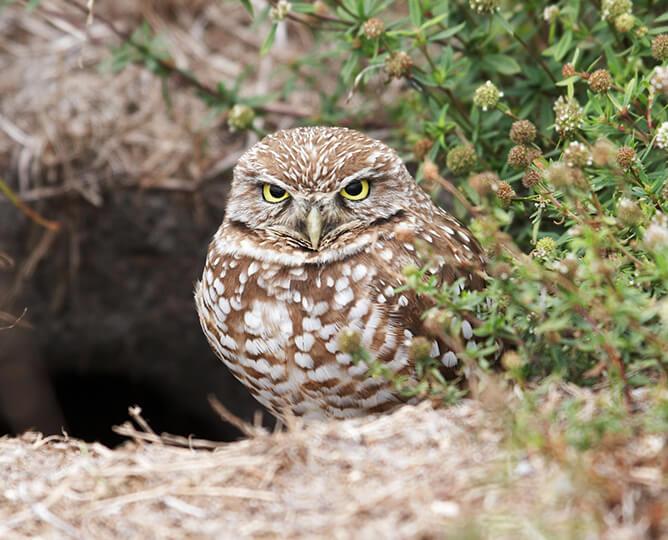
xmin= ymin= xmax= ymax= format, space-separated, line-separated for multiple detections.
xmin=195 ymin=127 xmax=485 ymax=420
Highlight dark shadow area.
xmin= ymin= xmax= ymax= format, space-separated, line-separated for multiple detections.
xmin=1 ymin=184 xmax=271 ymax=445
xmin=49 ymin=372 xmax=243 ymax=446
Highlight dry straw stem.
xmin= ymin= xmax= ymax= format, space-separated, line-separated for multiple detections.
xmin=1 ymin=386 xmax=666 ymax=539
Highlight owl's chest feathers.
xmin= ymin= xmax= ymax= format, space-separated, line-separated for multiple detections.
xmin=197 ymin=246 xmax=413 ymax=417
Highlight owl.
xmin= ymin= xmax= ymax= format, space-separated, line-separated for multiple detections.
xmin=195 ymin=127 xmax=486 ymax=421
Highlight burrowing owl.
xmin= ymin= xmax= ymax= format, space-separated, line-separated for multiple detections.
xmin=195 ymin=127 xmax=485 ymax=420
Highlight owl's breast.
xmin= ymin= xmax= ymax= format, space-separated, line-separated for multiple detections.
xmin=195 ymin=244 xmax=419 ymax=419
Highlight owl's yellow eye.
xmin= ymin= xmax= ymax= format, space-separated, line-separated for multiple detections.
xmin=339 ymin=179 xmax=370 ymax=201
xmin=262 ymin=183 xmax=290 ymax=203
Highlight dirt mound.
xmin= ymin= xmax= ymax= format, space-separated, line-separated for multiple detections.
xmin=2 ymin=394 xmax=665 ymax=539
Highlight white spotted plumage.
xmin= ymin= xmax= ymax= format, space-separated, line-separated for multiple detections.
xmin=195 ymin=127 xmax=486 ymax=420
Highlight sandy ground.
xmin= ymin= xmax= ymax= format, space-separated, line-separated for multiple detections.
xmin=2 ymin=389 xmax=666 ymax=539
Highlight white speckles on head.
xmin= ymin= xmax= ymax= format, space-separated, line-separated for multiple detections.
xmin=383 ymin=285 xmax=394 ymax=297
xmin=398 ymin=295 xmax=409 ymax=307
xmin=326 ymin=276 xmax=335 ymax=287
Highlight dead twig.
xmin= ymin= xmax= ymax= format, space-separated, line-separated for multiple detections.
xmin=0 ymin=178 xmax=61 ymax=231
xmin=208 ymin=395 xmax=267 ymax=438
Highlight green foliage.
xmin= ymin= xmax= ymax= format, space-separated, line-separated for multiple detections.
xmin=85 ymin=0 xmax=668 ymax=398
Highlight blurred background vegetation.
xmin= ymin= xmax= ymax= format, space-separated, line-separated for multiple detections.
xmin=1 ymin=0 xmax=667 ymax=454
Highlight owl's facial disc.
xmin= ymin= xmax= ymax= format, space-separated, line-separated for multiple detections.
xmin=228 ymin=127 xmax=415 ymax=253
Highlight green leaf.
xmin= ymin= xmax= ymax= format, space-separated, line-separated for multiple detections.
xmin=622 ymin=77 xmax=636 ymax=107
xmin=419 ymin=13 xmax=447 ymax=31
xmin=545 ymin=30 xmax=573 ymax=62
xmin=238 ymin=0 xmax=254 ymax=17
xmin=430 ymin=22 xmax=466 ymax=41
xmin=260 ymin=23 xmax=277 ymax=55
xmin=556 ymin=75 xmax=579 ymax=87
xmin=482 ymin=54 xmax=521 ymax=75
xmin=341 ymin=53 xmax=359 ymax=84
xmin=409 ymin=0 xmax=422 ymax=27
xmin=291 ymin=2 xmax=315 ymax=13
xmin=607 ymin=93 xmax=623 ymax=112
xmin=495 ymin=14 xmax=515 ymax=36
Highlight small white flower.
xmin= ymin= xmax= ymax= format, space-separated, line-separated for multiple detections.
xmin=553 ymin=96 xmax=584 ymax=135
xmin=473 ymin=81 xmax=503 ymax=111
xmin=563 ymin=141 xmax=592 ymax=167
xmin=270 ymin=0 xmax=291 ymax=21
xmin=650 ymin=66 xmax=668 ymax=95
xmin=469 ymin=0 xmax=500 ymax=14
xmin=601 ymin=0 xmax=632 ymax=21
xmin=543 ymin=6 xmax=560 ymax=22
xmin=644 ymin=214 xmax=668 ymax=251
xmin=655 ymin=121 xmax=668 ymax=150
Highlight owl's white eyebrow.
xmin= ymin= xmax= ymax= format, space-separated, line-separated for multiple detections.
xmin=335 ymin=168 xmax=383 ymax=189
xmin=251 ymin=173 xmax=291 ymax=191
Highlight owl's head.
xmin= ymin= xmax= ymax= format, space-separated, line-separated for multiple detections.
xmin=225 ymin=127 xmax=417 ymax=251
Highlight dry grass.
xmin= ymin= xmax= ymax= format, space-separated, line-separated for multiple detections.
xmin=1 ymin=386 xmax=666 ymax=539
xmin=0 ymin=0 xmax=316 ymax=203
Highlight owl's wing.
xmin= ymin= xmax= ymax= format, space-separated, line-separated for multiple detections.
xmin=369 ymin=209 xmax=486 ymax=370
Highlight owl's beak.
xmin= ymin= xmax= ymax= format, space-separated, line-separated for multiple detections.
xmin=306 ymin=206 xmax=323 ymax=250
